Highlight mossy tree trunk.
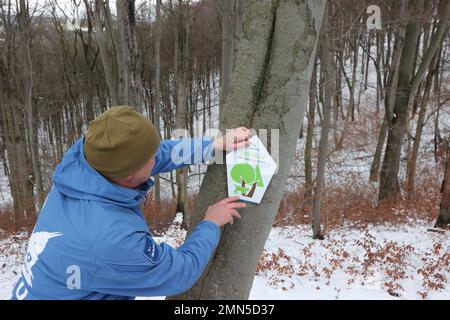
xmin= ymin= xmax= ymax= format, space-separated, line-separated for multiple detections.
xmin=170 ymin=0 xmax=325 ymax=300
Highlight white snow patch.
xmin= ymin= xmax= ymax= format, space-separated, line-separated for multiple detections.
xmin=2 ymin=218 xmax=448 ymax=300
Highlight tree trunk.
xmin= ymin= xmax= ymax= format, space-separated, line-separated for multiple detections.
xmin=174 ymin=0 xmax=191 ymax=230
xmin=153 ymin=0 xmax=162 ymax=203
xmin=379 ymin=0 xmax=424 ymax=202
xmin=18 ymin=0 xmax=44 ymax=211
xmin=233 ymin=0 xmax=245 ymax=62
xmin=303 ymin=59 xmax=317 ymax=216
xmin=116 ymin=0 xmax=144 ymax=110
xmin=312 ymin=3 xmax=331 ymax=240
xmin=406 ymin=51 xmax=439 ymax=193
xmin=170 ymin=0 xmax=325 ymax=300
xmin=91 ymin=0 xmax=124 ymax=106
xmin=379 ymin=0 xmax=450 ymax=202
xmin=220 ymin=0 xmax=235 ymax=114
xmin=0 ymin=1 xmax=36 ymax=229
xmin=370 ymin=117 xmax=388 ymax=182
xmin=369 ymin=27 xmax=404 ymax=182
xmin=436 ymin=141 xmax=450 ymax=227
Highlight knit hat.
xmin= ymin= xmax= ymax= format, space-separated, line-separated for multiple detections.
xmin=84 ymin=106 xmax=160 ymax=178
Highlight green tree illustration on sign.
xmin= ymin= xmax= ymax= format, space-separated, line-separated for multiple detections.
xmin=230 ymin=163 xmax=264 ymax=198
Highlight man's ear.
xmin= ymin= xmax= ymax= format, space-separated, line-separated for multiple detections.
xmin=125 ymin=174 xmax=134 ymax=181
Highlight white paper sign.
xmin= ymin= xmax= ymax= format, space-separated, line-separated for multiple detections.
xmin=226 ymin=135 xmax=277 ymax=204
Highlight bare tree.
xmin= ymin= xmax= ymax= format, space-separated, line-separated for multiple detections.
xmin=313 ymin=1 xmax=332 ymax=240
xmin=303 ymin=59 xmax=317 ymax=217
xmin=172 ymin=0 xmax=192 ymax=229
xmin=17 ymin=0 xmax=45 ymax=210
xmin=0 ymin=0 xmax=36 ymax=229
xmin=379 ymin=0 xmax=450 ymax=202
xmin=89 ymin=0 xmax=124 ymax=106
xmin=406 ymin=48 xmax=440 ymax=193
xmin=117 ymin=0 xmax=144 ymax=110
xmin=153 ymin=0 xmax=163 ymax=203
xmin=436 ymin=139 xmax=450 ymax=227
xmin=369 ymin=16 xmax=405 ymax=182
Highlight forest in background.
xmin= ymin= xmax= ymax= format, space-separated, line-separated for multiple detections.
xmin=0 ymin=0 xmax=449 ymax=235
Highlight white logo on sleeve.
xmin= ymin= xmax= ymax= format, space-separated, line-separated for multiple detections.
xmin=143 ymin=236 xmax=159 ymax=263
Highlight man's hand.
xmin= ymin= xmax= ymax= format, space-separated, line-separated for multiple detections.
xmin=204 ymin=196 xmax=246 ymax=227
xmin=214 ymin=127 xmax=250 ymax=153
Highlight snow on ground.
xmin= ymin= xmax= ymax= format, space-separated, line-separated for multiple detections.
xmin=0 ymin=162 xmax=11 ymax=204
xmin=1 ymin=213 xmax=449 ymax=300
xmin=251 ymin=221 xmax=450 ymax=300
xmin=0 ymin=231 xmax=28 ymax=300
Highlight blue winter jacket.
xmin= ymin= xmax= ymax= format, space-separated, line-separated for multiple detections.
xmin=11 ymin=137 xmax=219 ymax=300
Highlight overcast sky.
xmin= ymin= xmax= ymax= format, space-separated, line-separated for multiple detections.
xmin=27 ymin=1 xmax=155 ymax=18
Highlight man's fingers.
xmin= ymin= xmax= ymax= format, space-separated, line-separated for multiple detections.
xmin=222 ymin=127 xmax=250 ymax=152
xmin=232 ymin=140 xmax=250 ymax=150
xmin=221 ymin=196 xmax=242 ymax=203
xmin=229 ymin=209 xmax=242 ymax=219
xmin=229 ymin=134 xmax=249 ymax=144
xmin=231 ymin=127 xmax=250 ymax=138
xmin=227 ymin=201 xmax=246 ymax=209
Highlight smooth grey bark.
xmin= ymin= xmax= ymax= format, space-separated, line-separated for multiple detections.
xmin=233 ymin=0 xmax=245 ymax=62
xmin=170 ymin=0 xmax=325 ymax=300
xmin=220 ymin=0 xmax=235 ymax=114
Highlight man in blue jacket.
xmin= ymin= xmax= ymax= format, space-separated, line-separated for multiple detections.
xmin=12 ymin=105 xmax=249 ymax=300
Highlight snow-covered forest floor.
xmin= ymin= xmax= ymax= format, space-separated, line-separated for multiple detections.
xmin=1 ymin=213 xmax=449 ymax=300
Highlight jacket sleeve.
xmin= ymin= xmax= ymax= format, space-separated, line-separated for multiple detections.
xmin=87 ymin=220 xmax=220 ymax=297
xmin=151 ymin=137 xmax=215 ymax=176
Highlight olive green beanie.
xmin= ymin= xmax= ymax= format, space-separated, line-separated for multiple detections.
xmin=84 ymin=106 xmax=161 ymax=178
